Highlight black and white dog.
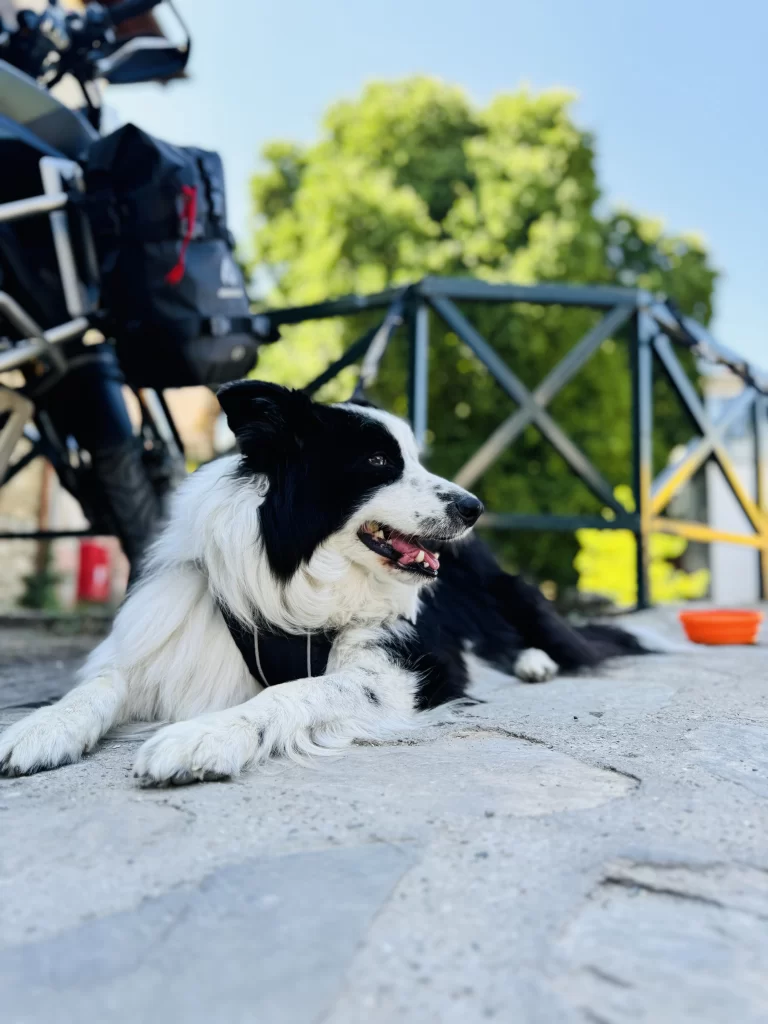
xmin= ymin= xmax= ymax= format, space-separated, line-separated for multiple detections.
xmin=0 ymin=381 xmax=646 ymax=785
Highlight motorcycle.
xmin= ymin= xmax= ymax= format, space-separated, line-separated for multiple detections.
xmin=0 ymin=0 xmax=273 ymax=572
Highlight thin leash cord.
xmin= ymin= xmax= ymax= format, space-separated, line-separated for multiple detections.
xmin=253 ymin=629 xmax=313 ymax=686
xmin=253 ymin=629 xmax=270 ymax=688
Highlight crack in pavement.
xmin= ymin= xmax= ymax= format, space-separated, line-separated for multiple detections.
xmin=601 ymin=875 xmax=726 ymax=910
xmin=583 ymin=964 xmax=634 ymax=990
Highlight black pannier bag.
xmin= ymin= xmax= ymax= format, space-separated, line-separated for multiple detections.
xmin=84 ymin=123 xmax=259 ymax=388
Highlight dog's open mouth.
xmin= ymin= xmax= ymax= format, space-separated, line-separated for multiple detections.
xmin=358 ymin=521 xmax=440 ymax=578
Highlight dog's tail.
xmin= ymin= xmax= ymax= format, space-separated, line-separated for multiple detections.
xmin=583 ymin=621 xmax=695 ymax=656
xmin=573 ymin=622 xmax=649 ymax=661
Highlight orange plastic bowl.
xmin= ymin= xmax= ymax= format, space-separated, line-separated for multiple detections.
xmin=679 ymin=609 xmax=763 ymax=645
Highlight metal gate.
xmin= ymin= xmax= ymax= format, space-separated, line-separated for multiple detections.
xmin=261 ymin=277 xmax=768 ymax=608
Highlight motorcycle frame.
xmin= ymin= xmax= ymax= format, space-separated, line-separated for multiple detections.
xmin=0 ymin=154 xmax=182 ymax=541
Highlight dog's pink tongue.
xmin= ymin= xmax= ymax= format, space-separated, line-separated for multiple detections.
xmin=389 ymin=533 xmax=439 ymax=570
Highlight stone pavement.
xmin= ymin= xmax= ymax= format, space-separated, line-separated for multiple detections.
xmin=1 ymin=610 xmax=767 ymax=1024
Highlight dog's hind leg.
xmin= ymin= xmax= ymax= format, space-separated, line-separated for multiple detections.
xmin=490 ymin=572 xmax=648 ymax=673
xmin=489 ymin=573 xmax=605 ymax=673
xmin=0 ymin=642 xmax=128 ymax=777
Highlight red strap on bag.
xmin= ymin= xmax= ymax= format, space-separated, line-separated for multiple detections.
xmin=165 ymin=185 xmax=198 ymax=285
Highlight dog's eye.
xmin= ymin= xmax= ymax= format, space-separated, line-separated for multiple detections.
xmin=368 ymin=453 xmax=389 ymax=468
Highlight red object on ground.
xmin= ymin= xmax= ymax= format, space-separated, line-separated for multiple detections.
xmin=77 ymin=540 xmax=112 ymax=603
xmin=679 ymin=609 xmax=763 ymax=645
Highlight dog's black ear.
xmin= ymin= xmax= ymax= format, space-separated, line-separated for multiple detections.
xmin=216 ymin=380 xmax=313 ymax=452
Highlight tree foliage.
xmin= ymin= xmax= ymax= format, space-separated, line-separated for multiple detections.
xmin=250 ymin=78 xmax=716 ymax=590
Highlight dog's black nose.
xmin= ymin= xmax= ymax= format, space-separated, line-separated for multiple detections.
xmin=454 ymin=494 xmax=484 ymax=525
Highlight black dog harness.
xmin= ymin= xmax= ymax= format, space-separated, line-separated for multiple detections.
xmin=218 ymin=604 xmax=338 ymax=686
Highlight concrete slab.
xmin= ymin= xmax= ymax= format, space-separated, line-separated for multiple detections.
xmin=1 ymin=607 xmax=767 ymax=1023
xmin=1 ymin=845 xmax=417 ymax=1024
xmin=556 ymin=859 xmax=768 ymax=1024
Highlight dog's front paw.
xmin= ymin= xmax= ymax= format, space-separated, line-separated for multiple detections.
xmin=133 ymin=716 xmax=251 ymax=787
xmin=0 ymin=707 xmax=91 ymax=777
xmin=513 ymin=648 xmax=559 ymax=683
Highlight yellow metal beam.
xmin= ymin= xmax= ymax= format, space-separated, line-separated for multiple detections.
xmin=652 ymin=449 xmax=767 ymax=535
xmin=650 ymin=518 xmax=768 ymax=550
xmin=714 ymin=456 xmax=767 ymax=535
xmin=650 ymin=448 xmax=709 ymax=516
xmin=651 ymin=448 xmax=767 ymax=532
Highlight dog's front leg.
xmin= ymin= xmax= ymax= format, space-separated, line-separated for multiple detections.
xmin=0 ymin=666 xmax=128 ymax=776
xmin=132 ymin=645 xmax=416 ymax=786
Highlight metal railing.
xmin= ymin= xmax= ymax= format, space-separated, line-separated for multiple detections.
xmin=261 ymin=277 xmax=768 ymax=608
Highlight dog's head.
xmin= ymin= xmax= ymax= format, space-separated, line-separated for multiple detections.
xmin=217 ymin=380 xmax=483 ymax=587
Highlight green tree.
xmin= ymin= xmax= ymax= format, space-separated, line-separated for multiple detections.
xmin=250 ymin=78 xmax=716 ymax=590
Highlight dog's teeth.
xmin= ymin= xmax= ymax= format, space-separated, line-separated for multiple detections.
xmin=415 ymin=551 xmax=425 ymax=563
xmin=374 ymin=530 xmax=385 ymax=540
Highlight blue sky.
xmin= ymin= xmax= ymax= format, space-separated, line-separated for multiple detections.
xmin=112 ymin=0 xmax=767 ymax=363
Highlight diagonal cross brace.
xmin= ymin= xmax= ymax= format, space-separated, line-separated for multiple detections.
xmin=0 ymin=388 xmax=35 ymax=487
xmin=650 ymin=387 xmax=756 ymax=516
xmin=430 ymin=295 xmax=629 ymax=516
xmin=652 ymin=334 xmax=764 ymax=532
xmin=453 ymin=303 xmax=634 ymax=492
